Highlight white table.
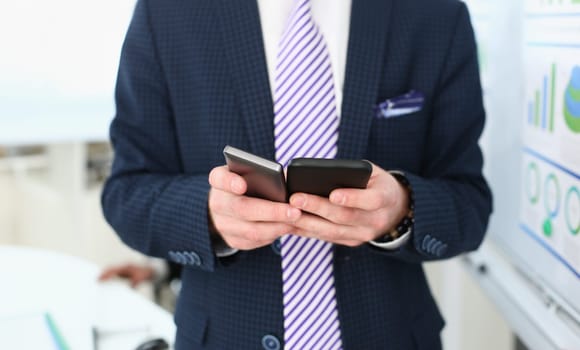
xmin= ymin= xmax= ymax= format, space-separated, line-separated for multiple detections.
xmin=0 ymin=246 xmax=176 ymax=350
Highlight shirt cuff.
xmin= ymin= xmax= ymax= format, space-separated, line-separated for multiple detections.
xmin=368 ymin=230 xmax=412 ymax=250
xmin=211 ymin=233 xmax=239 ymax=258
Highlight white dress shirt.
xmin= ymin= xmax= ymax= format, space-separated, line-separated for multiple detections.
xmin=256 ymin=0 xmax=351 ymax=115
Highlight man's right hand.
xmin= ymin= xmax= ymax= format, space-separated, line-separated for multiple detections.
xmin=208 ymin=165 xmax=301 ymax=251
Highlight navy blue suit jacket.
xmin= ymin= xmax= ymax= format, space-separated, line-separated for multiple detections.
xmin=102 ymin=0 xmax=492 ymax=348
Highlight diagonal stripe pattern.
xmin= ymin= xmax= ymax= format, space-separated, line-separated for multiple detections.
xmin=274 ymin=1 xmax=343 ymax=349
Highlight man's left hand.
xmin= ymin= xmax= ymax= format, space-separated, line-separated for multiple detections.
xmin=289 ymin=163 xmax=409 ymax=247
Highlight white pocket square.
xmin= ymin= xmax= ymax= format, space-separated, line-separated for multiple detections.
xmin=374 ymin=90 xmax=425 ymax=119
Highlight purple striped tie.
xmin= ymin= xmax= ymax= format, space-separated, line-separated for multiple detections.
xmin=274 ymin=1 xmax=343 ymax=349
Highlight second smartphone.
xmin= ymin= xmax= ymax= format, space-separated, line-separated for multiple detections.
xmin=287 ymin=158 xmax=372 ymax=197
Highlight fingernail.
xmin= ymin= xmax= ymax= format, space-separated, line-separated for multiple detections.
xmin=330 ymin=192 xmax=344 ymax=205
xmin=291 ymin=195 xmax=306 ymax=208
xmin=231 ymin=179 xmax=243 ymax=193
xmin=287 ymin=208 xmax=300 ymax=221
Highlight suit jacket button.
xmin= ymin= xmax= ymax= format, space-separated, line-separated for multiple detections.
xmin=421 ymin=235 xmax=432 ymax=252
xmin=190 ymin=251 xmax=202 ymax=266
xmin=184 ymin=251 xmax=201 ymax=266
xmin=430 ymin=240 xmax=442 ymax=256
xmin=175 ymin=252 xmax=186 ymax=264
xmin=168 ymin=251 xmax=178 ymax=263
xmin=437 ymin=243 xmax=449 ymax=256
xmin=183 ymin=252 xmax=195 ymax=265
xmin=261 ymin=335 xmax=280 ymax=350
xmin=271 ymin=239 xmax=282 ymax=256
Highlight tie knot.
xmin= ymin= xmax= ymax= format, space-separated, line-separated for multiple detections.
xmin=282 ymin=0 xmax=315 ymax=42
xmin=291 ymin=0 xmax=312 ymax=17
xmin=295 ymin=0 xmax=311 ymax=8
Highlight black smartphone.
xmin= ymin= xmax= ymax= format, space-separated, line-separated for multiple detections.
xmin=223 ymin=145 xmax=287 ymax=202
xmin=287 ymin=158 xmax=372 ymax=197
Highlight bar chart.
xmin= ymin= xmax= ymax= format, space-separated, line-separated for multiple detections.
xmin=527 ymin=63 xmax=557 ymax=132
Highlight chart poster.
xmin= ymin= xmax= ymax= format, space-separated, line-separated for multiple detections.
xmin=521 ymin=0 xmax=580 ymax=278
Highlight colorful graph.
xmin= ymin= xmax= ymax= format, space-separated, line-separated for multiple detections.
xmin=543 ymin=173 xmax=561 ymax=236
xmin=522 ymin=152 xmax=579 ymax=240
xmin=526 ymin=162 xmax=541 ymax=204
xmin=565 ymin=187 xmax=580 ymax=235
xmin=564 ymin=65 xmax=580 ymax=133
xmin=527 ymin=63 xmax=557 ymax=132
xmin=527 ymin=0 xmax=580 ymax=14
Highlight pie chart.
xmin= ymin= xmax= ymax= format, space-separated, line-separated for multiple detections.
xmin=564 ymin=65 xmax=580 ymax=133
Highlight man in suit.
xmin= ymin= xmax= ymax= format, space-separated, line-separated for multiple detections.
xmin=102 ymin=0 xmax=492 ymax=348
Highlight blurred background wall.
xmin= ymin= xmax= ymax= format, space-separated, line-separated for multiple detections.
xmin=0 ymin=0 xmax=142 ymax=266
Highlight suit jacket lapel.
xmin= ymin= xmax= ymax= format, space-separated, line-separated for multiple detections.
xmin=216 ymin=0 xmax=275 ymax=159
xmin=338 ymin=0 xmax=393 ymax=159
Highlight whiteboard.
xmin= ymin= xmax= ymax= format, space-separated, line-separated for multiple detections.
xmin=463 ymin=0 xmax=580 ymax=321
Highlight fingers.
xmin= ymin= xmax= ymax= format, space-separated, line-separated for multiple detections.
xmin=98 ymin=266 xmax=123 ymax=281
xmin=215 ymin=216 xmax=294 ymax=250
xmin=328 ymin=165 xmax=400 ymax=211
xmin=289 ymin=193 xmax=367 ymax=226
xmin=292 ymin=213 xmax=374 ymax=247
xmin=208 ymin=166 xmax=301 ymax=251
xmin=98 ymin=264 xmax=136 ymax=281
xmin=210 ymin=189 xmax=301 ymax=223
xmin=128 ymin=267 xmax=154 ymax=287
xmin=208 ymin=165 xmax=247 ymax=195
xmin=209 ymin=165 xmax=301 ymax=223
xmin=98 ymin=265 xmax=154 ymax=288
xmin=329 ymin=187 xmax=389 ymax=211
